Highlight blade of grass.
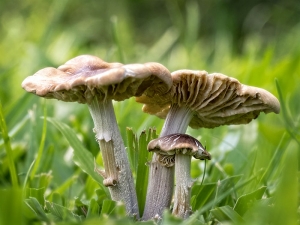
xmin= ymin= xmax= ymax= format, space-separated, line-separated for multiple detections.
xmin=197 ymin=175 xmax=256 ymax=215
xmin=0 ymin=114 xmax=29 ymax=149
xmin=258 ymin=132 xmax=289 ymax=184
xmin=275 ymin=79 xmax=300 ymax=145
xmin=233 ymin=186 xmax=267 ymax=215
xmin=126 ymin=127 xmax=137 ymax=173
xmin=0 ymin=100 xmax=19 ymax=187
xmin=111 ymin=16 xmax=124 ymax=62
xmin=30 ymin=101 xmax=47 ymax=180
xmin=210 ymin=205 xmax=245 ymax=224
xmin=47 ymin=117 xmax=109 ymax=197
xmin=135 ymin=130 xmax=149 ymax=216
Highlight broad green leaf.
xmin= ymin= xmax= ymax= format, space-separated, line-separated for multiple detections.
xmin=233 ymin=186 xmax=267 ymax=215
xmin=47 ymin=118 xmax=109 ymax=197
xmin=210 ymin=205 xmax=244 ymax=224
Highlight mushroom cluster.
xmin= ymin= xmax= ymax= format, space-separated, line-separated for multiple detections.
xmin=21 ymin=55 xmax=280 ymax=220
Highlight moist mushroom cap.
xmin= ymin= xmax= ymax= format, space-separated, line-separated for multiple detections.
xmin=148 ymin=133 xmax=211 ymax=160
xmin=22 ymin=55 xmax=172 ymax=104
xmin=136 ymin=69 xmax=280 ymax=129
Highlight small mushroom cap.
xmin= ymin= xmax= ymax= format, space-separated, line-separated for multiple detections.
xmin=136 ymin=70 xmax=280 ymax=129
xmin=22 ymin=55 xmax=172 ymax=104
xmin=148 ymin=133 xmax=211 ymax=160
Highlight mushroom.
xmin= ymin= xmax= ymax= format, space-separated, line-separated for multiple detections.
xmin=21 ymin=55 xmax=172 ymax=217
xmin=138 ymin=69 xmax=280 ymax=220
xmin=148 ymin=133 xmax=211 ymax=219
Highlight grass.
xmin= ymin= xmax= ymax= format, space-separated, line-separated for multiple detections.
xmin=0 ymin=0 xmax=300 ymax=224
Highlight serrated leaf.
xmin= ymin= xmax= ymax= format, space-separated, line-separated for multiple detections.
xmin=47 ymin=118 xmax=109 ymax=197
xmin=45 ymin=200 xmax=83 ymax=222
xmin=24 ymin=197 xmax=49 ymax=222
xmin=210 ymin=205 xmax=244 ymax=224
xmin=233 ymin=186 xmax=267 ymax=215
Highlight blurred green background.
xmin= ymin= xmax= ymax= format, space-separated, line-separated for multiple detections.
xmin=0 ymin=0 xmax=299 ymax=224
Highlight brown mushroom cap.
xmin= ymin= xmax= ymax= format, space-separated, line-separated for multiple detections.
xmin=136 ymin=70 xmax=280 ymax=129
xmin=22 ymin=55 xmax=172 ymax=104
xmin=148 ymin=133 xmax=211 ymax=160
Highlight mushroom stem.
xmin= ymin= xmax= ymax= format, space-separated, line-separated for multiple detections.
xmin=172 ymin=154 xmax=193 ymax=219
xmin=88 ymin=98 xmax=139 ymax=217
xmin=143 ymin=105 xmax=192 ymax=220
xmin=160 ymin=105 xmax=193 ymax=136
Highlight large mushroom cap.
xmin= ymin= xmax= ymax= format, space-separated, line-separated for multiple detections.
xmin=148 ymin=133 xmax=211 ymax=160
xmin=22 ymin=55 xmax=172 ymax=104
xmin=136 ymin=70 xmax=280 ymax=129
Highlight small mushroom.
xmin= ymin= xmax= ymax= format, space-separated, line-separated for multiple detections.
xmin=148 ymin=133 xmax=211 ymax=219
xmin=21 ymin=55 xmax=172 ymax=217
xmin=138 ymin=70 xmax=280 ymax=220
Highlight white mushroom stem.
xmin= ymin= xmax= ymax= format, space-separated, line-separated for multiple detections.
xmin=143 ymin=105 xmax=193 ymax=220
xmin=172 ymin=154 xmax=193 ymax=219
xmin=88 ymin=98 xmax=139 ymax=217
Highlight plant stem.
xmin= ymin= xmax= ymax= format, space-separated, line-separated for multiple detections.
xmin=88 ymin=98 xmax=139 ymax=217
xmin=142 ymin=105 xmax=192 ymax=220
xmin=172 ymin=154 xmax=193 ymax=219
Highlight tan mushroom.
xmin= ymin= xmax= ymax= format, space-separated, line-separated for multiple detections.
xmin=148 ymin=133 xmax=211 ymax=219
xmin=138 ymin=69 xmax=280 ymax=220
xmin=21 ymin=55 xmax=172 ymax=217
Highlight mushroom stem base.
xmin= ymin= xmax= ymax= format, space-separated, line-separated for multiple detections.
xmin=172 ymin=154 xmax=192 ymax=219
xmin=142 ymin=105 xmax=192 ymax=220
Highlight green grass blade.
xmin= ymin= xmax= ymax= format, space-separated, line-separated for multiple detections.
xmin=135 ymin=130 xmax=150 ymax=216
xmin=210 ymin=205 xmax=245 ymax=224
xmin=30 ymin=102 xmax=47 ymax=180
xmin=275 ymin=79 xmax=300 ymax=145
xmin=126 ymin=127 xmax=137 ymax=173
xmin=191 ymin=183 xmax=216 ymax=211
xmin=100 ymin=199 xmax=117 ymax=216
xmin=0 ymin=114 xmax=29 ymax=149
xmin=198 ymin=175 xmax=256 ymax=215
xmin=0 ymin=100 xmax=19 ymax=187
xmin=86 ymin=198 xmax=101 ymax=219
xmin=0 ymin=188 xmax=24 ymax=225
xmin=111 ymin=16 xmax=124 ymax=62
xmin=233 ymin=186 xmax=267 ymax=215
xmin=47 ymin=117 xmax=109 ymax=197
